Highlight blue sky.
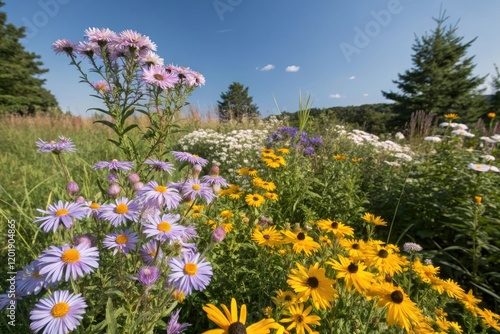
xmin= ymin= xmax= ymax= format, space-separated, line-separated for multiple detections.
xmin=4 ymin=0 xmax=500 ymax=117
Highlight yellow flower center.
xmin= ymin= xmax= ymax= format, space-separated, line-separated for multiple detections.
xmin=55 ymin=209 xmax=69 ymax=217
xmin=155 ymin=185 xmax=167 ymax=193
xmin=61 ymin=249 xmax=80 ymax=263
xmin=157 ymin=222 xmax=171 ymax=232
xmin=192 ymin=184 xmax=201 ymax=191
xmin=149 ymin=251 xmax=156 ymax=257
xmin=51 ymin=302 xmax=70 ymax=318
xmin=184 ymin=262 xmax=198 ymax=275
xmin=32 ymin=271 xmax=41 ymax=278
xmin=476 ymin=165 xmax=483 ymax=169
xmin=115 ymin=203 xmax=129 ymax=214
xmin=115 ymin=234 xmax=128 ymax=244
xmin=89 ymin=202 xmax=100 ymax=209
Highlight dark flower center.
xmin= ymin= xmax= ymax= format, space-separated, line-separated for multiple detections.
xmin=297 ymin=232 xmax=306 ymax=240
xmin=352 ymin=243 xmax=360 ymax=250
xmin=153 ymin=74 xmax=164 ymax=81
xmin=296 ymin=315 xmax=304 ymax=323
xmin=228 ymin=322 xmax=247 ymax=334
xmin=384 ymin=274 xmax=393 ymax=283
xmin=347 ymin=263 xmax=358 ymax=273
xmin=330 ymin=221 xmax=339 ymax=229
xmin=378 ymin=249 xmax=389 ymax=258
xmin=306 ymin=276 xmax=319 ymax=288
xmin=284 ymin=295 xmax=292 ymax=301
xmin=263 ymin=234 xmax=270 ymax=240
xmin=390 ymin=290 xmax=404 ymax=304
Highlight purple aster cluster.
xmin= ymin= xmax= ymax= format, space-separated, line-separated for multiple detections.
xmin=144 ymin=159 xmax=175 ymax=174
xmin=36 ymin=136 xmax=76 ymax=154
xmin=267 ymin=127 xmax=324 ymax=156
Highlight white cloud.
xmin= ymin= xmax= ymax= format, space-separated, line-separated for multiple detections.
xmin=285 ymin=65 xmax=300 ymax=72
xmin=329 ymin=93 xmax=343 ymax=99
xmin=260 ymin=64 xmax=275 ymax=71
xmin=363 ymin=93 xmax=369 ymax=97
xmin=349 ymin=76 xmax=356 ymax=80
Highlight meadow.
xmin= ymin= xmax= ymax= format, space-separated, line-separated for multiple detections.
xmin=1 ymin=27 xmax=500 ymax=334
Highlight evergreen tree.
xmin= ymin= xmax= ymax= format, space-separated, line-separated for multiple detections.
xmin=382 ymin=11 xmax=487 ymax=126
xmin=490 ymin=64 xmax=500 ymax=114
xmin=0 ymin=1 xmax=60 ymax=115
xmin=217 ymin=82 xmax=259 ymax=121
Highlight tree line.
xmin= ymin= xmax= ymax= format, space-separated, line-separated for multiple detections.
xmin=1 ymin=3 xmax=499 ymax=132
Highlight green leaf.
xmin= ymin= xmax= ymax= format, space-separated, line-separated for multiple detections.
xmin=106 ymin=298 xmax=117 ymax=334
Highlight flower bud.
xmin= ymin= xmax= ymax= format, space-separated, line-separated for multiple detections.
xmin=133 ymin=182 xmax=144 ymax=192
xmin=75 ymin=196 xmax=86 ymax=203
xmin=209 ymin=164 xmax=220 ymax=176
xmin=193 ymin=164 xmax=202 ymax=178
xmin=128 ymin=172 xmax=140 ymax=184
xmin=73 ymin=233 xmax=97 ymax=248
xmin=108 ymin=184 xmax=121 ymax=198
xmin=211 ymin=226 xmax=226 ymax=243
xmin=66 ymin=181 xmax=79 ymax=196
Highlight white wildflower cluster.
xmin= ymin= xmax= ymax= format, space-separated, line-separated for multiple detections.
xmin=480 ymin=134 xmax=500 ymax=144
xmin=178 ymin=128 xmax=270 ymax=175
xmin=440 ymin=122 xmax=476 ymax=138
xmin=332 ymin=126 xmax=413 ymax=165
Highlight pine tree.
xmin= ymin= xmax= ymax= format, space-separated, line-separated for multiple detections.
xmin=0 ymin=1 xmax=60 ymax=115
xmin=217 ymin=82 xmax=259 ymax=121
xmin=490 ymin=64 xmax=500 ymax=114
xmin=382 ymin=11 xmax=487 ymax=126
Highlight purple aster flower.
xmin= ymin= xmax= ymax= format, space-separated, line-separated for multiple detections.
xmin=143 ymin=65 xmax=178 ymax=90
xmin=166 ymin=309 xmax=191 ymax=334
xmin=36 ymin=136 xmax=76 ymax=154
xmin=181 ymin=179 xmax=216 ymax=204
xmin=103 ymin=229 xmax=139 ymax=255
xmin=145 ymin=158 xmax=175 ymax=174
xmin=142 ymin=213 xmax=185 ymax=243
xmin=52 ymin=39 xmax=75 ymax=55
xmin=38 ymin=243 xmax=99 ymax=283
xmin=15 ymin=260 xmax=51 ymax=296
xmin=93 ymin=159 xmax=133 ymax=172
xmin=30 ymin=290 xmax=87 ymax=334
xmin=171 ymin=151 xmax=208 ymax=167
xmin=75 ymin=40 xmax=99 ymax=58
xmin=107 ymin=173 xmax=119 ymax=183
xmin=136 ymin=180 xmax=182 ymax=210
xmin=116 ymin=29 xmax=156 ymax=55
xmin=73 ymin=233 xmax=97 ymax=248
xmin=34 ymin=200 xmax=86 ymax=233
xmin=200 ymin=174 xmax=229 ymax=188
xmin=403 ymin=242 xmax=423 ymax=253
xmin=82 ymin=201 xmax=101 ymax=219
xmin=135 ymin=266 xmax=160 ymax=287
xmin=139 ymin=241 xmax=163 ymax=265
xmin=178 ymin=67 xmax=205 ymax=87
xmin=84 ymin=27 xmax=118 ymax=45
xmin=92 ymin=81 xmax=111 ymax=94
xmin=140 ymin=50 xmax=164 ymax=66
xmin=167 ymin=252 xmax=213 ymax=295
xmin=99 ymin=197 xmax=140 ymax=227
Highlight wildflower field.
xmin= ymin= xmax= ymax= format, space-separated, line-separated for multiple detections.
xmin=1 ymin=28 xmax=500 ymax=334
